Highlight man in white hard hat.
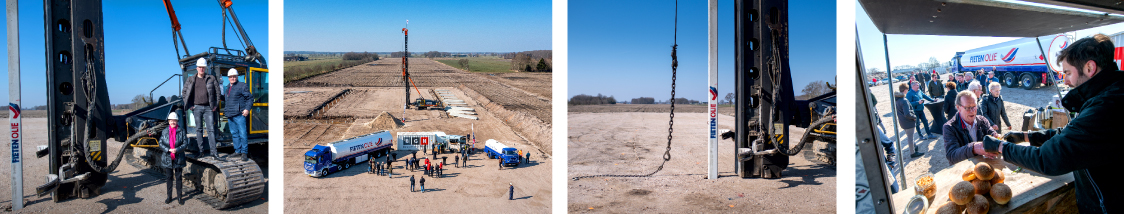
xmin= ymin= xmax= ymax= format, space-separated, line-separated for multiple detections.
xmin=181 ymin=58 xmax=225 ymax=161
xmin=223 ymin=68 xmax=253 ymax=161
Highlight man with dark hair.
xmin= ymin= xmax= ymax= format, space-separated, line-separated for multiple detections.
xmin=981 ymin=34 xmax=1123 ymax=213
xmin=928 ymin=74 xmax=944 ymax=99
xmin=942 ymin=91 xmax=1000 ymax=164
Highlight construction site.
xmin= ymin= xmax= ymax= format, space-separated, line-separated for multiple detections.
xmin=567 ymin=107 xmax=836 ymax=213
xmin=283 ymin=57 xmax=552 ymax=212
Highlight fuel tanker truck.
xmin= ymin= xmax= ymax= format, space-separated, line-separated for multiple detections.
xmin=952 ymin=34 xmax=1070 ymax=89
xmin=304 ymin=131 xmax=394 ymax=177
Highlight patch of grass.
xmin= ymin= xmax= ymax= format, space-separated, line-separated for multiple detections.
xmin=284 ymin=55 xmax=375 ymax=83
xmin=435 ymin=57 xmax=515 ymax=73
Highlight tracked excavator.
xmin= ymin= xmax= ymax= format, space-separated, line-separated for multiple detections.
xmin=32 ymin=0 xmax=267 ymax=209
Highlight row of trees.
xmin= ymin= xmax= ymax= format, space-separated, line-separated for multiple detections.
xmin=568 ymin=94 xmax=617 ymax=105
xmin=342 ymin=52 xmax=379 ymax=61
xmin=509 ymin=50 xmax=552 ymax=72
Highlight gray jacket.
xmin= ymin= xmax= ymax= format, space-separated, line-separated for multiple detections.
xmin=182 ymin=73 xmax=223 ymax=109
xmin=894 ymin=93 xmax=917 ymax=129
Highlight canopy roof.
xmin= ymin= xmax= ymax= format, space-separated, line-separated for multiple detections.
xmin=859 ymin=0 xmax=1124 ymax=37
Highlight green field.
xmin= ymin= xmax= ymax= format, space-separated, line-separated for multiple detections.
xmin=435 ymin=57 xmax=514 ymax=73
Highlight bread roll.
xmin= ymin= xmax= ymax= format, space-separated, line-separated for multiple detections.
xmin=992 ymin=183 xmax=1012 ymax=205
xmin=991 ymin=170 xmax=1005 ymax=184
xmin=966 ymin=194 xmax=990 ymax=214
xmin=972 ymin=179 xmax=992 ymax=196
xmin=975 ymin=162 xmax=995 ymax=180
xmin=934 ymin=201 xmax=967 ymax=214
xmin=962 ymin=166 xmax=977 ymax=181
xmin=950 ymin=181 xmax=975 ymax=205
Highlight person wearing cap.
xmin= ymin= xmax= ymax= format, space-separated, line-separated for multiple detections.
xmin=182 ymin=58 xmax=225 ymax=161
xmin=223 ymin=68 xmax=253 ymax=161
xmin=509 ymin=183 xmax=515 ymax=200
xmin=160 ymin=112 xmax=188 ymax=204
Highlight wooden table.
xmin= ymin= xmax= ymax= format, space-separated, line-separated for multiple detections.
xmin=892 ymin=156 xmax=1074 ymax=213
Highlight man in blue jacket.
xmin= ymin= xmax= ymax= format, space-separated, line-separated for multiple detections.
xmin=907 ymin=81 xmax=936 ymax=139
xmin=224 ymin=68 xmax=253 ymax=161
xmin=982 ymin=34 xmax=1123 ymax=213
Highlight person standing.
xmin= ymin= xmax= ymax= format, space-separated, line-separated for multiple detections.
xmin=386 ymin=156 xmax=393 ymax=176
xmin=942 ymin=91 xmax=1000 ymax=164
xmin=907 ymin=81 xmax=936 ymax=140
xmin=943 ymin=82 xmax=959 ymax=120
xmin=182 ymin=58 xmax=224 ymax=161
xmin=980 ymin=35 xmax=1124 ymax=213
xmin=160 ymin=112 xmax=187 ymax=204
xmin=223 ymin=68 xmax=252 ymax=161
xmin=895 ymin=84 xmax=924 ymax=158
xmin=410 ymin=175 xmax=416 ymax=192
xmin=525 ymin=151 xmax=531 ymax=163
xmin=509 ymin=183 xmax=515 ymax=200
xmin=927 ymin=74 xmax=944 ymax=100
xmin=419 ymin=177 xmax=426 ymax=193
xmin=455 ymin=155 xmax=460 ymax=168
xmin=980 ymin=82 xmax=1012 ymax=133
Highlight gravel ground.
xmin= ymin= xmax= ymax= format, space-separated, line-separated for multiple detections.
xmin=1 ymin=118 xmax=268 ymax=213
xmin=569 ymin=112 xmax=835 ymax=213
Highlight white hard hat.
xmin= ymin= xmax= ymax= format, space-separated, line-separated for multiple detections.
xmin=227 ymin=68 xmax=239 ymax=76
xmin=196 ymin=58 xmax=208 ymax=67
xmin=167 ymin=112 xmax=178 ymax=120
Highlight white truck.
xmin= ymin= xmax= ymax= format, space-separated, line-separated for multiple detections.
xmin=952 ymin=34 xmax=1070 ymax=89
xmin=304 ymin=131 xmax=394 ymax=177
xmin=396 ymin=132 xmax=468 ymax=154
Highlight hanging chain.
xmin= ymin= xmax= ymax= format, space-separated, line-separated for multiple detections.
xmin=574 ymin=0 xmax=676 ymax=180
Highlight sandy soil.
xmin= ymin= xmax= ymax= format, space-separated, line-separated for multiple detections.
xmin=868 ymin=73 xmax=1062 ymax=189
xmin=568 ymin=112 xmax=836 ymax=213
xmin=0 ymin=118 xmax=268 ymax=213
xmin=568 ymin=104 xmax=735 ymax=116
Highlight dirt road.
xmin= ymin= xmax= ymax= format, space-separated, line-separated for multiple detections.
xmin=568 ymin=112 xmax=836 ymax=213
xmin=1 ymin=118 xmax=268 ymax=213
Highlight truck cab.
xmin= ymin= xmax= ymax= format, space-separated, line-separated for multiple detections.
xmin=304 ymin=145 xmax=335 ymax=177
xmin=500 ymin=148 xmax=521 ymax=166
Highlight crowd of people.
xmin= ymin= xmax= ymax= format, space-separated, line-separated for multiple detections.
xmin=874 ymin=34 xmax=1122 ymax=212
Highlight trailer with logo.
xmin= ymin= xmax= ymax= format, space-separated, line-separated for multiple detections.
xmin=952 ymin=34 xmax=1070 ymax=89
xmin=396 ymin=132 xmax=467 ymax=154
xmin=304 ymin=131 xmax=394 ymax=177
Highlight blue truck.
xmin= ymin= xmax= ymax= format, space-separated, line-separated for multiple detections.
xmin=304 ymin=131 xmax=394 ymax=177
xmin=484 ymin=139 xmax=521 ymax=168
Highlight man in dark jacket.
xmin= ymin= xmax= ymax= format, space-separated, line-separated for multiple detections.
xmin=981 ymin=34 xmax=1123 ymax=213
xmin=943 ymin=91 xmax=1000 ymax=164
xmin=943 ymin=82 xmax=959 ymax=120
xmin=894 ymin=84 xmax=923 ymax=158
xmin=410 ymin=175 xmax=416 ymax=192
xmin=979 ymin=82 xmax=1012 ymax=133
xmin=927 ymin=74 xmax=944 ymax=99
xmin=223 ymin=68 xmax=253 ymax=161
xmin=182 ymin=58 xmax=224 ymax=161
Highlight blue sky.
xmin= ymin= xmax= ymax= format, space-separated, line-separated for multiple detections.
xmin=1 ymin=0 xmax=269 ymax=107
xmin=857 ymin=1 xmax=1124 ymax=75
xmin=568 ymin=0 xmax=836 ymax=102
xmin=285 ymin=0 xmax=551 ymax=52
